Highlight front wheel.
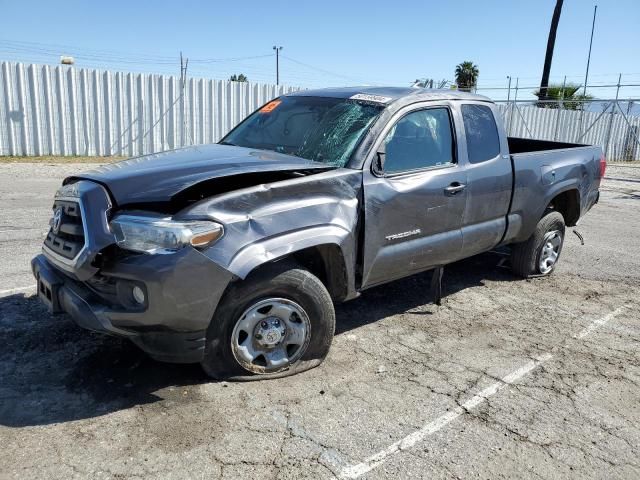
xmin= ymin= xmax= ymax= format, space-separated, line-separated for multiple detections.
xmin=511 ymin=211 xmax=566 ymax=278
xmin=201 ymin=261 xmax=335 ymax=380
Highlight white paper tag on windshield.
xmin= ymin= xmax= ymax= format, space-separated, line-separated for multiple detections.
xmin=349 ymin=93 xmax=392 ymax=104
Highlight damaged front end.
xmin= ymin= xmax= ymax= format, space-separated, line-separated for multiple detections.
xmin=32 ymin=179 xmax=234 ymax=363
xmin=176 ymin=167 xmax=363 ymax=301
xmin=32 ymin=159 xmax=363 ymax=364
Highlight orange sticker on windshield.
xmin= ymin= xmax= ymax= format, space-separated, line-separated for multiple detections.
xmin=259 ymin=99 xmax=281 ymax=113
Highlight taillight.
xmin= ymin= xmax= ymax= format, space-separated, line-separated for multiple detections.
xmin=599 ymin=154 xmax=607 ymax=178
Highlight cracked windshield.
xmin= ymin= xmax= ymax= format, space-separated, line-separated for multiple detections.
xmin=221 ymin=96 xmax=384 ymax=166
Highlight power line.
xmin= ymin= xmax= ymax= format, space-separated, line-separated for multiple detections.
xmin=4 ymin=37 xmax=637 ymax=91
xmin=0 ymin=40 xmax=342 ymax=87
xmin=0 ymin=54 xmax=319 ymax=87
xmin=0 ymin=53 xmax=373 ymax=88
xmin=0 ymin=39 xmax=275 ymax=66
xmin=192 ymin=54 xmax=274 ymax=64
xmin=280 ymin=54 xmax=384 ymax=85
xmin=0 ymin=39 xmax=177 ymax=62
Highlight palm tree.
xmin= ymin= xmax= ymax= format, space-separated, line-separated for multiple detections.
xmin=539 ymin=0 xmax=564 ymax=101
xmin=455 ymin=61 xmax=479 ymax=92
xmin=534 ymin=83 xmax=593 ymax=110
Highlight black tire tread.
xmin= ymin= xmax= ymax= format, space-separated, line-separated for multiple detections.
xmin=511 ymin=211 xmax=565 ymax=278
xmin=201 ymin=260 xmax=335 ymax=381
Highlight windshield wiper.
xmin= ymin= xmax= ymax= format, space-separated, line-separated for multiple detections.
xmin=219 ymin=141 xmax=236 ymax=146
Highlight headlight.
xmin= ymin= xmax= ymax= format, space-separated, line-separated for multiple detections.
xmin=110 ymin=214 xmax=224 ymax=254
xmin=55 ymin=182 xmax=81 ymax=198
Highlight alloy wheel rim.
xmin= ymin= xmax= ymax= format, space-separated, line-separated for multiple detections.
xmin=539 ymin=230 xmax=562 ymax=274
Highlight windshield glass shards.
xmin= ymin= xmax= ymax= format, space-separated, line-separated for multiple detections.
xmin=220 ymin=96 xmax=384 ymax=167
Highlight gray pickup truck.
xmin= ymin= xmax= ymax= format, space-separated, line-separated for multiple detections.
xmin=32 ymin=87 xmax=605 ymax=380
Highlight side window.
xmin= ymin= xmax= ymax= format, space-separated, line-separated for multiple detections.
xmin=461 ymin=104 xmax=500 ymax=163
xmin=383 ymin=108 xmax=455 ymax=174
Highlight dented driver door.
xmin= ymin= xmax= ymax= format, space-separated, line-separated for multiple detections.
xmin=360 ymin=104 xmax=468 ymax=288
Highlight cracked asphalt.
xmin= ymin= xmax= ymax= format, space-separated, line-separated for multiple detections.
xmin=1 ymin=163 xmax=639 ymax=479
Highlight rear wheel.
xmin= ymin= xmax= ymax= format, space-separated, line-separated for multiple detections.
xmin=511 ymin=211 xmax=565 ymax=278
xmin=201 ymin=261 xmax=335 ymax=380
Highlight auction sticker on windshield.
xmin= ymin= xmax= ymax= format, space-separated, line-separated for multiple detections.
xmin=349 ymin=93 xmax=392 ymax=104
xmin=259 ymin=99 xmax=282 ymax=113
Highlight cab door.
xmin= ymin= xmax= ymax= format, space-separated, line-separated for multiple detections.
xmin=457 ymin=103 xmax=512 ymax=257
xmin=361 ymin=104 xmax=468 ymax=288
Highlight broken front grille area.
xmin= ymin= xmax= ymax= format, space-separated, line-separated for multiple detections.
xmin=44 ymin=200 xmax=85 ymax=259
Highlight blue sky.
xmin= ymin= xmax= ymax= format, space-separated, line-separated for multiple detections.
xmin=1 ymin=0 xmax=638 ymax=99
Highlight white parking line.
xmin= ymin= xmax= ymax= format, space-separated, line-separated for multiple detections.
xmin=338 ymin=305 xmax=628 ymax=479
xmin=573 ymin=307 xmax=626 ymax=339
xmin=0 ymin=284 xmax=37 ymax=298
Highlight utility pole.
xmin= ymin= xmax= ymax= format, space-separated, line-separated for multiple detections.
xmin=273 ymin=46 xmax=283 ymax=85
xmin=539 ymin=0 xmax=564 ymax=102
xmin=583 ymin=5 xmax=598 ymax=97
xmin=578 ymin=6 xmax=597 ymax=138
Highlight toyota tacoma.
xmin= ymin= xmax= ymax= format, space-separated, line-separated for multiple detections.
xmin=32 ymin=87 xmax=605 ymax=380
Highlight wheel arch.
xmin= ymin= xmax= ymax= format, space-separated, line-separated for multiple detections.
xmin=546 ymin=188 xmax=581 ymax=226
xmin=226 ymin=226 xmax=356 ymax=302
xmin=289 ymin=244 xmax=349 ymax=302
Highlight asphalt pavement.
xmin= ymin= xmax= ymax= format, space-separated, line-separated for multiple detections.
xmin=0 ymin=162 xmax=638 ymax=479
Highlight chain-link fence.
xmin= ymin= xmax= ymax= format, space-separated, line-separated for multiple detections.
xmin=494 ymin=99 xmax=640 ymax=161
xmin=478 ymin=77 xmax=640 ymax=162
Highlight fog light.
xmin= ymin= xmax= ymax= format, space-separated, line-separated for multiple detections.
xmin=132 ymin=286 xmax=145 ymax=305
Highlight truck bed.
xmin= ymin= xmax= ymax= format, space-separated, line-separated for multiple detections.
xmin=508 ymin=136 xmax=589 ymax=154
xmin=504 ymin=137 xmax=603 ymax=245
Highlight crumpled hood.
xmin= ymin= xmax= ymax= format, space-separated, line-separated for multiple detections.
xmin=70 ymin=144 xmax=333 ymax=205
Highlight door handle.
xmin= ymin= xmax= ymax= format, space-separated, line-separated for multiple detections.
xmin=444 ymin=182 xmax=466 ymax=195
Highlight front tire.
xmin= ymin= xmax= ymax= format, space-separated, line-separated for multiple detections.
xmin=511 ymin=211 xmax=565 ymax=278
xmin=201 ymin=261 xmax=335 ymax=381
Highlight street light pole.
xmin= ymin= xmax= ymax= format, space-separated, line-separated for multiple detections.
xmin=273 ymin=46 xmax=283 ymax=85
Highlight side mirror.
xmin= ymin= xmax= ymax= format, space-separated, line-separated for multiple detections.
xmin=374 ymin=144 xmax=386 ymax=175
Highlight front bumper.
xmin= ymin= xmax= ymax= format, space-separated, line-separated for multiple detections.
xmin=32 ymin=247 xmax=234 ymax=363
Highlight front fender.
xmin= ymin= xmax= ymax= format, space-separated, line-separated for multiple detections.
xmin=227 ymin=224 xmax=354 ymax=280
xmin=177 ymin=168 xmax=363 ymax=297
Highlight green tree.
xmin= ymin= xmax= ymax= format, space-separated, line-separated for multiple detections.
xmin=534 ymin=83 xmax=593 ymax=110
xmin=229 ymin=74 xmax=248 ymax=82
xmin=454 ymin=61 xmax=479 ymax=92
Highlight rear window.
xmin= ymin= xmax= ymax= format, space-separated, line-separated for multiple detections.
xmin=461 ymin=104 xmax=500 ymax=163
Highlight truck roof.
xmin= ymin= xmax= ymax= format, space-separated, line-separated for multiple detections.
xmin=286 ymin=86 xmax=492 ymax=104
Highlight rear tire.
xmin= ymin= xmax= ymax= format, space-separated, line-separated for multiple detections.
xmin=511 ymin=211 xmax=565 ymax=278
xmin=201 ymin=261 xmax=335 ymax=381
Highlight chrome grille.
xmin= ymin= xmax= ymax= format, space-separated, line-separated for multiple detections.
xmin=44 ymin=200 xmax=85 ymax=259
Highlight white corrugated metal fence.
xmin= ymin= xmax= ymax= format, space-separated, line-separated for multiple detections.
xmin=1 ymin=61 xmax=638 ymax=160
xmin=0 ymin=61 xmax=298 ymax=157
